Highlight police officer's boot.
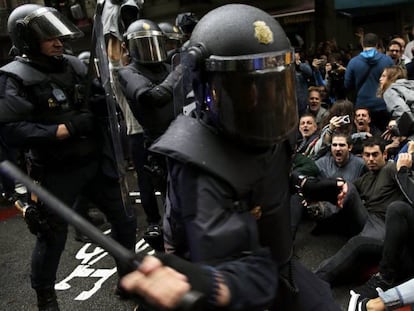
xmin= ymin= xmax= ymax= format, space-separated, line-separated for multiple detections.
xmin=35 ymin=287 xmax=60 ymax=311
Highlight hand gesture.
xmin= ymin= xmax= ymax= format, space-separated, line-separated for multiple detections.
xmin=396 ymin=152 xmax=413 ymax=171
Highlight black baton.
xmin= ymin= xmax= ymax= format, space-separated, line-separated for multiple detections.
xmin=0 ymin=160 xmax=204 ymax=311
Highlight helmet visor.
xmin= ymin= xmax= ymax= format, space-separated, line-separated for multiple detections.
xmin=204 ymin=50 xmax=298 ymax=146
xmin=127 ymin=31 xmax=167 ymax=63
xmin=26 ymin=7 xmax=83 ymax=41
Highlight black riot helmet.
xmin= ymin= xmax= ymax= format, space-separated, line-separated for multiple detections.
xmin=125 ymin=19 xmax=167 ymax=63
xmin=186 ymin=4 xmax=298 ymax=148
xmin=158 ymin=22 xmax=184 ymax=52
xmin=7 ymin=4 xmax=84 ymax=56
xmin=175 ymin=12 xmax=198 ymax=36
xmin=158 ymin=22 xmax=184 ymax=42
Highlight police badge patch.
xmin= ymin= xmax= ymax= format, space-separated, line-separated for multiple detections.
xmin=253 ymin=21 xmax=274 ymax=45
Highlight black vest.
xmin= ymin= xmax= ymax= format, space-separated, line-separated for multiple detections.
xmin=150 ymin=115 xmax=294 ymax=265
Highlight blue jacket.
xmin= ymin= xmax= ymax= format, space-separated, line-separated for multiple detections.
xmin=344 ymin=49 xmax=393 ymax=111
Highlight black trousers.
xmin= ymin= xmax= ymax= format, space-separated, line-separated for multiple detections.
xmin=129 ymin=133 xmax=161 ymax=225
xmin=315 ymin=183 xmax=384 ymax=284
xmin=380 ymin=200 xmax=414 ymax=282
xmin=30 ymin=161 xmax=137 ymax=289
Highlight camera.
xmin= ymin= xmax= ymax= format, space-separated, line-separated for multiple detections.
xmin=331 ymin=62 xmax=339 ymax=70
xmin=338 ymin=115 xmax=350 ymax=125
xmin=397 ymin=112 xmax=414 ymax=139
xmin=389 ymin=125 xmax=401 ymax=137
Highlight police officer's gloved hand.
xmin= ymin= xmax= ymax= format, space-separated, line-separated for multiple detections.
xmin=159 ymin=64 xmax=183 ymax=93
xmin=156 ymin=253 xmax=219 ymax=305
xmin=65 ymin=112 xmax=95 ymax=137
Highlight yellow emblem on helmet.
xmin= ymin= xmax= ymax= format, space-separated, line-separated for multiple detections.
xmin=253 ymin=21 xmax=273 ymax=45
xmin=143 ymin=22 xmax=151 ymax=30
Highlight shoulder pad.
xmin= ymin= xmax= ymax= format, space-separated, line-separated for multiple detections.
xmin=64 ymin=54 xmax=87 ymax=77
xmin=150 ymin=115 xmax=282 ymax=195
xmin=0 ymin=60 xmax=46 ymax=86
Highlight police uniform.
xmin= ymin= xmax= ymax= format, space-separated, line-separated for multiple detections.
xmin=117 ymin=19 xmax=183 ymax=249
xmin=0 ymin=5 xmax=136 ymax=310
xmin=151 ymin=4 xmax=340 ymax=310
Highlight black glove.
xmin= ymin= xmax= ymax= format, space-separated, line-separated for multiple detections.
xmin=301 ymin=177 xmax=342 ymax=205
xmin=19 ymin=202 xmax=50 ymax=235
xmin=65 ymin=112 xmax=95 ymax=137
xmin=156 ymin=253 xmax=215 ymax=301
xmin=159 ymin=65 xmax=183 ymax=93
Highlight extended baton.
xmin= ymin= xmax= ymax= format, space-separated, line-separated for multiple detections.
xmin=0 ymin=160 xmax=204 ymax=311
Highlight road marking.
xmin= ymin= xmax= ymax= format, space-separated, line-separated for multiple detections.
xmin=55 ymin=230 xmax=154 ymax=301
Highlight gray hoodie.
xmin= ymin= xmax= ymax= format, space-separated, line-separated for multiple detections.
xmin=384 ymin=79 xmax=414 ymax=118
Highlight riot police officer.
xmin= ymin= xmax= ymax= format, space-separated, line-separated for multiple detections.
xmin=0 ymin=4 xmax=137 ymax=310
xmin=118 ymin=19 xmax=182 ymax=250
xmin=175 ymin=12 xmax=198 ymax=43
xmin=121 ymin=4 xmax=342 ymax=311
xmin=158 ymin=21 xmax=184 ymax=64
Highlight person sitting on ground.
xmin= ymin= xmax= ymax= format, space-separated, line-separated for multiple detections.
xmin=290 ymin=133 xmax=366 ymax=238
xmin=351 ymin=107 xmax=382 ymax=156
xmin=381 ymin=118 xmax=408 ymax=161
xmin=305 ymin=87 xmax=329 ymax=127
xmin=348 ymin=278 xmax=414 ymax=311
xmin=296 ymin=113 xmax=320 ymax=158
xmin=349 ymin=143 xmax=414 ymax=302
xmin=299 ymin=137 xmax=405 ymax=286
xmin=313 ymin=99 xmax=355 ymax=158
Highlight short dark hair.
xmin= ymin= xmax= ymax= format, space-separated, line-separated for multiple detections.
xmin=331 ymin=132 xmax=352 ymax=146
xmin=354 ymin=107 xmax=371 ymax=117
xmin=363 ymin=33 xmax=378 ymax=48
xmin=363 ymin=136 xmax=386 ymax=153
xmin=388 ymin=40 xmax=402 ymax=51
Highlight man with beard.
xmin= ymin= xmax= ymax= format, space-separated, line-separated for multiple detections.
xmin=302 ymin=136 xmax=405 ymax=286
xmin=305 ymin=87 xmax=329 ymax=127
xmin=352 ymin=107 xmax=382 ymax=155
xmin=291 ymin=133 xmax=366 ymax=236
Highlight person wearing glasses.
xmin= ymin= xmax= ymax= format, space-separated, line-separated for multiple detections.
xmin=387 ymin=40 xmax=406 ymax=68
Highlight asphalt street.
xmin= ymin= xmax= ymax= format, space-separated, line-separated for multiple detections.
xmin=0 ymin=170 xmax=354 ymax=311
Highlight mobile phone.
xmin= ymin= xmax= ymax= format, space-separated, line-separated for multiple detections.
xmin=339 ymin=115 xmax=350 ymax=125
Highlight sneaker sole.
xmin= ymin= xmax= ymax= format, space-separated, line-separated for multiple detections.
xmin=347 ymin=290 xmax=360 ymax=311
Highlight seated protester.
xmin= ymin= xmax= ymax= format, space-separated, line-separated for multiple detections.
xmin=350 ymin=145 xmax=414 ymax=301
xmin=313 ymin=99 xmax=355 ymax=158
xmin=296 ymin=113 xmax=320 ymax=157
xmin=351 ymin=107 xmax=382 ymax=155
xmin=381 ymin=118 xmax=408 ymax=161
xmin=305 ymin=87 xmax=329 ymax=127
xmin=349 ymin=278 xmax=414 ymax=311
xmin=290 ymin=133 xmax=366 ymax=237
xmin=299 ymin=137 xmax=405 ymax=286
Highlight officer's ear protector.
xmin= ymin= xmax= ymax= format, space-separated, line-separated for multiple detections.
xmin=15 ymin=19 xmax=32 ymax=55
xmin=186 ymin=43 xmax=211 ymax=111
